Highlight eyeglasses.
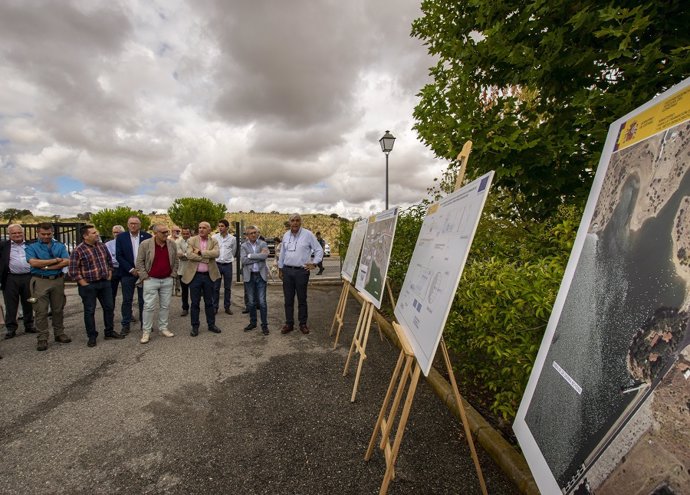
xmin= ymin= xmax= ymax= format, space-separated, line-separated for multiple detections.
xmin=159 ymin=230 xmax=170 ymax=235
xmin=174 ymin=230 xmax=181 ymax=233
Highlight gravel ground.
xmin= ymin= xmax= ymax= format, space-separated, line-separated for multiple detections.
xmin=0 ymin=281 xmax=516 ymax=494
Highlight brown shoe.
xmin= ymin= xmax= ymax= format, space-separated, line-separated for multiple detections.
xmin=299 ymin=324 xmax=310 ymax=334
xmin=55 ymin=334 xmax=72 ymax=344
xmin=37 ymin=341 xmax=48 ymax=351
xmin=225 ymin=308 xmax=234 ymax=315
xmin=281 ymin=324 xmax=294 ymax=334
xmin=180 ymin=310 xmax=188 ymax=316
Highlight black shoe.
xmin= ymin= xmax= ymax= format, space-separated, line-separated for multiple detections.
xmin=225 ymin=308 xmax=234 ymax=315
xmin=4 ymin=331 xmax=16 ymax=340
xmin=121 ymin=325 xmax=130 ymax=336
xmin=244 ymin=323 xmax=257 ymax=332
xmin=262 ymin=326 xmax=269 ymax=335
xmin=105 ymin=332 xmax=125 ymax=340
xmin=37 ymin=341 xmax=48 ymax=351
xmin=317 ymin=269 xmax=324 ymax=275
xmin=214 ymin=308 xmax=219 ymax=315
xmin=55 ymin=334 xmax=72 ymax=344
xmin=208 ymin=325 xmax=222 ymax=334
xmin=190 ymin=327 xmax=199 ymax=337
xmin=242 ymin=309 xmax=249 ymax=314
xmin=180 ymin=310 xmax=189 ymax=316
xmin=87 ymin=338 xmax=97 ymax=347
xmin=25 ymin=327 xmax=38 ymax=334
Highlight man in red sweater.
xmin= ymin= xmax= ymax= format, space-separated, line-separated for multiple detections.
xmin=135 ymin=224 xmax=179 ymax=344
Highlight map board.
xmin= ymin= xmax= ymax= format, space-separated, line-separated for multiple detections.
xmin=513 ymin=78 xmax=690 ymax=495
xmin=341 ymin=218 xmax=368 ymax=283
xmin=354 ymin=207 xmax=399 ymax=309
xmin=394 ymin=172 xmax=494 ymax=376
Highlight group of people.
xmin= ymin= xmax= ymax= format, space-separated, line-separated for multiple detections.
xmin=0 ymin=213 xmax=324 ymax=357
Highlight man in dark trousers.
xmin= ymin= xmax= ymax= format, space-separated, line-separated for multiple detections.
xmin=0 ymin=224 xmax=37 ymax=339
xmin=115 ymin=216 xmax=151 ymax=335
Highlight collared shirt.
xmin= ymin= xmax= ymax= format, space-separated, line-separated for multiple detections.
xmin=278 ymin=228 xmax=323 ymax=268
xmin=130 ymin=233 xmax=141 ymax=261
xmin=249 ymin=241 xmax=260 ymax=272
xmin=105 ymin=239 xmax=119 ymax=268
xmin=68 ymin=241 xmax=113 ymax=283
xmin=9 ymin=241 xmax=31 ymax=274
xmin=26 ymin=239 xmax=70 ymax=276
xmin=213 ymin=232 xmax=236 ymax=264
xmin=196 ymin=237 xmax=209 ymax=273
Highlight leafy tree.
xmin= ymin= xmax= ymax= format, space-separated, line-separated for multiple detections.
xmin=91 ymin=207 xmax=152 ymax=238
xmin=168 ymin=197 xmax=226 ymax=230
xmin=412 ymin=0 xmax=690 ymax=219
xmin=2 ymin=208 xmax=33 ymax=222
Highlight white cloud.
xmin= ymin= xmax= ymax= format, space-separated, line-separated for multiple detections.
xmin=0 ymin=0 xmax=447 ymax=219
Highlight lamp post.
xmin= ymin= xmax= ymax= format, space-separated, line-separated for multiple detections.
xmin=379 ymin=130 xmax=396 ymax=210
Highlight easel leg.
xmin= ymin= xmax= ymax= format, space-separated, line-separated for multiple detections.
xmin=343 ymin=301 xmax=368 ymax=376
xmin=441 ymin=338 xmax=488 ymax=495
xmin=350 ymin=303 xmax=374 ymax=402
xmin=365 ymin=349 xmax=407 ymax=460
xmin=331 ymin=283 xmax=350 ymax=349
xmin=380 ymin=363 xmax=421 ymax=495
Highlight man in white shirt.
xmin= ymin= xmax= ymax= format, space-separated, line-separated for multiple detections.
xmin=212 ymin=219 xmax=236 ymax=315
xmin=277 ymin=213 xmax=323 ymax=335
xmin=105 ymin=224 xmax=124 ymax=305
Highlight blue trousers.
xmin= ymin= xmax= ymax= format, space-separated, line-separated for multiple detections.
xmin=245 ymin=272 xmax=268 ymax=328
xmin=78 ymin=280 xmax=114 ymax=339
xmin=120 ymin=275 xmax=143 ymax=327
xmin=213 ymin=262 xmax=233 ymax=311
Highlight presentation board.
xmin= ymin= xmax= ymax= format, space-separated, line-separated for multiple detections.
xmin=341 ymin=218 xmax=368 ymax=283
xmin=513 ymin=78 xmax=690 ymax=495
xmin=394 ymin=172 xmax=494 ymax=376
xmin=354 ymin=207 xmax=399 ymax=309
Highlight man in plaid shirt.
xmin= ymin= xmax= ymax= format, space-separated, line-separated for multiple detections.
xmin=69 ymin=225 xmax=126 ymax=347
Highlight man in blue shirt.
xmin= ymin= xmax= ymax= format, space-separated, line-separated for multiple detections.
xmin=25 ymin=223 xmax=71 ymax=351
xmin=277 ymin=213 xmax=323 ymax=334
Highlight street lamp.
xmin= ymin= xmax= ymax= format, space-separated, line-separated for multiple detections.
xmin=379 ymin=130 xmax=396 ymax=210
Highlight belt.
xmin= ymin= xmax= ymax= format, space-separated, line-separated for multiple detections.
xmin=283 ymin=265 xmax=305 ymax=269
xmin=9 ymin=272 xmax=31 ymax=276
xmin=33 ymin=273 xmax=64 ymax=280
xmin=217 ymin=261 xmax=232 ymax=265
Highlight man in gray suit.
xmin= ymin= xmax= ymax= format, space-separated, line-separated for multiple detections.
xmin=240 ymin=225 xmax=269 ymax=335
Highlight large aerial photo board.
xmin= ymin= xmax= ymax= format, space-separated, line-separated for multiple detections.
xmin=341 ymin=218 xmax=368 ymax=283
xmin=394 ymin=172 xmax=494 ymax=376
xmin=355 ymin=207 xmax=399 ymax=309
xmin=513 ymin=78 xmax=690 ymax=494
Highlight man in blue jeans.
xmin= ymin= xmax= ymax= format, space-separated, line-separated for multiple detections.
xmin=212 ymin=219 xmax=236 ymax=315
xmin=115 ymin=216 xmax=151 ymax=334
xmin=240 ymin=226 xmax=269 ymax=335
xmin=69 ymin=225 xmax=125 ymax=347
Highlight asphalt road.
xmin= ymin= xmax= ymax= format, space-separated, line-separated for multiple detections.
xmin=0 ymin=272 xmax=515 ymax=494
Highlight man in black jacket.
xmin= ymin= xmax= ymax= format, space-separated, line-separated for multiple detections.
xmin=0 ymin=224 xmax=36 ymax=340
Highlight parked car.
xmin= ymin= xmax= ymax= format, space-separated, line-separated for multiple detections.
xmin=324 ymin=241 xmax=331 ymax=257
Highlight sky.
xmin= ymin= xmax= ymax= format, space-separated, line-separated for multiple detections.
xmin=0 ymin=0 xmax=447 ymax=220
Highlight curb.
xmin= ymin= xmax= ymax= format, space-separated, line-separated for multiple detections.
xmin=346 ymin=284 xmax=539 ymax=495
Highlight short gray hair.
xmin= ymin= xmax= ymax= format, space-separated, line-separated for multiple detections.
xmin=7 ymin=223 xmax=22 ymax=233
xmin=112 ymin=225 xmax=125 ymax=233
xmin=245 ymin=225 xmax=260 ymax=234
xmin=289 ymin=213 xmax=301 ymax=222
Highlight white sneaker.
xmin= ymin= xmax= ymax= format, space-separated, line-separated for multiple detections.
xmin=140 ymin=332 xmax=150 ymax=344
xmin=161 ymin=329 xmax=174 ymax=338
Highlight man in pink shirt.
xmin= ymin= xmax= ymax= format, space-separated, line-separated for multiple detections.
xmin=181 ymin=222 xmax=221 ymax=336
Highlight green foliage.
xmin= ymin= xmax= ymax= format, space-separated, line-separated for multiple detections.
xmin=412 ymin=0 xmax=690 ymax=219
xmin=336 ymin=218 xmax=354 ymax=262
xmin=91 ymin=207 xmax=151 ymax=237
xmin=168 ymin=197 xmax=226 ymax=230
xmin=387 ymin=197 xmax=581 ymax=422
xmin=1 ymin=208 xmax=33 ymax=222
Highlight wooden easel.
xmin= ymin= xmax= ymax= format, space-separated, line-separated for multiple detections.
xmin=365 ymin=141 xmax=487 ymax=495
xmin=330 ymin=279 xmax=352 ymax=349
xmin=343 ymin=278 xmax=397 ymax=402
xmin=366 ymin=326 xmax=488 ymax=495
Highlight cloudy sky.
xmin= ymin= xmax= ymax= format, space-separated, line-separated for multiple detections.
xmin=0 ymin=0 xmax=446 ymax=219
